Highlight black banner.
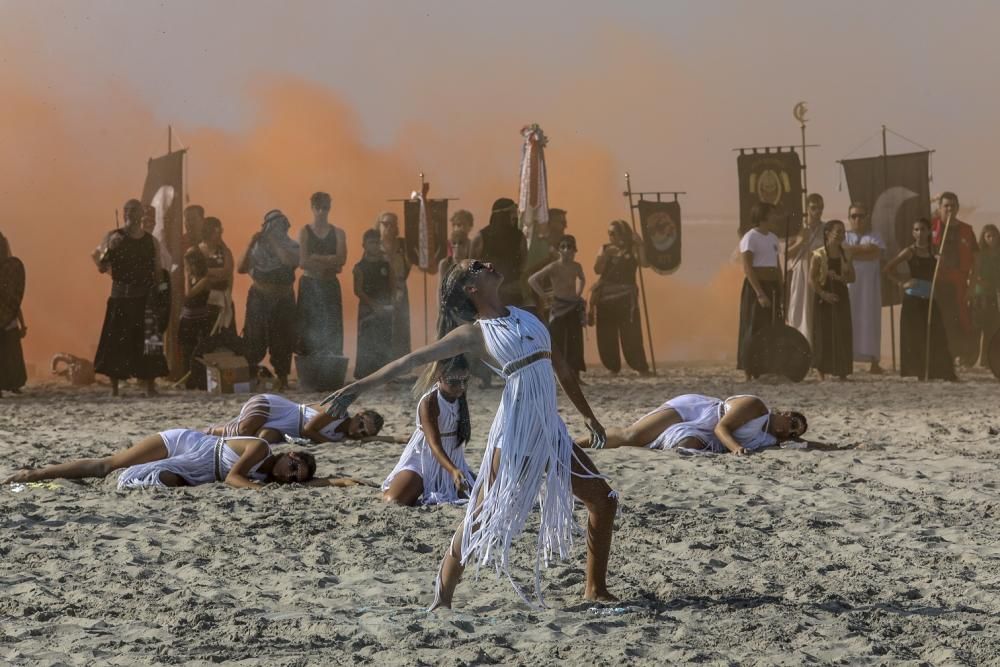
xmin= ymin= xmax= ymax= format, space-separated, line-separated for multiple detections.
xmin=637 ymin=199 xmax=681 ymax=274
xmin=841 ymin=151 xmax=930 ymax=261
xmin=403 ymin=198 xmax=449 ymax=274
xmin=737 ymin=150 xmax=803 ymax=239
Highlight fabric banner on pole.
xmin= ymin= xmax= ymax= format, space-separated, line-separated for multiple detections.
xmin=404 ymin=197 xmax=448 ymax=274
xmin=637 ymin=199 xmax=681 ymax=275
xmin=518 ymin=124 xmax=549 ymax=250
xmin=737 ymin=150 xmax=803 ymax=239
xmin=842 ymin=150 xmax=931 ymax=306
xmin=141 ymin=150 xmax=185 ymax=377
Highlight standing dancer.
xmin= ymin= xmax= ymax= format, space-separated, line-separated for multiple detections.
xmin=381 ymin=355 xmax=476 ymax=506
xmin=324 ymin=259 xmax=616 ymax=608
xmin=297 ymin=192 xmax=347 ymax=356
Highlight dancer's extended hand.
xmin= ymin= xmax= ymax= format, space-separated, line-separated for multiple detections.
xmin=321 ymin=385 xmax=359 ymax=418
xmin=586 ymin=418 xmax=607 ymax=450
xmin=450 ymin=468 xmax=468 ymax=493
xmin=3 ymin=469 xmax=33 ymax=484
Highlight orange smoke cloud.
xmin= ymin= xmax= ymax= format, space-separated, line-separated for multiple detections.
xmin=2 ymin=67 xmax=742 ymax=379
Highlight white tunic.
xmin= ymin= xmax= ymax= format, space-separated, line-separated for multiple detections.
xmin=117 ymin=429 xmax=270 ymax=489
xmin=844 ymin=231 xmax=886 ymax=362
xmin=645 ymin=394 xmax=776 ymax=454
xmin=381 ymin=386 xmax=475 ymax=505
xmin=216 ymin=394 xmax=347 ymax=441
xmin=464 ymin=306 xmax=603 ymax=606
xmin=785 ymin=222 xmax=824 ymax=341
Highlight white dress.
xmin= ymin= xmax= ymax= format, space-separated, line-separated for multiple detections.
xmin=215 ymin=394 xmax=347 ymax=441
xmin=785 ymin=223 xmax=824 ymax=341
xmin=117 ymin=429 xmax=270 ymax=489
xmin=645 ymin=394 xmax=776 ymax=454
xmin=381 ymin=386 xmax=475 ymax=505
xmin=463 ymin=306 xmax=606 ymax=606
xmin=844 ymin=231 xmax=886 ymax=362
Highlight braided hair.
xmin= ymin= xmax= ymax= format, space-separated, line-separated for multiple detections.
xmin=435 ymin=355 xmax=472 ymax=447
xmin=415 ymin=261 xmax=479 ymax=393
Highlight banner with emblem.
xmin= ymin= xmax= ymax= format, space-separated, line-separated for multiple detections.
xmin=403 ymin=194 xmax=449 ymax=274
xmin=737 ymin=150 xmax=803 ymax=238
xmin=637 ymin=199 xmax=681 ymax=274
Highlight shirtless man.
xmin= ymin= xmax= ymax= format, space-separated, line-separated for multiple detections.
xmin=528 ymin=234 xmax=586 ymax=380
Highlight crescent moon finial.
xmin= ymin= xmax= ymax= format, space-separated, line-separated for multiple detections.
xmin=793 ymin=101 xmax=808 ymax=124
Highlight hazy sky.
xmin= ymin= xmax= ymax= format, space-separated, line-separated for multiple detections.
xmin=7 ymin=0 xmax=1000 ymax=213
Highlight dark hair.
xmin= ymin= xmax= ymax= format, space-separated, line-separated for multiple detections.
xmin=940 ymin=191 xmax=959 ymax=207
xmin=0 ymin=231 xmax=10 ymax=261
xmin=548 ymin=208 xmax=567 ymax=219
xmin=184 ymin=247 xmax=208 ymax=278
xmin=821 ymin=219 xmax=846 ymax=260
xmin=750 ymin=203 xmax=775 ymax=229
xmin=203 ymin=216 xmax=223 ymax=237
xmin=416 ymin=264 xmax=480 ymax=392
xmin=806 ymin=193 xmax=824 ymax=207
xmin=286 ymin=450 xmax=317 ymax=481
xmin=790 ymin=411 xmax=807 ymax=437
xmin=311 ymin=191 xmax=332 ymax=208
xmin=357 ymin=409 xmax=384 ymax=435
xmin=489 ymin=198 xmax=518 ymax=227
xmin=913 ymin=217 xmax=936 ymax=257
xmin=436 ymin=355 xmax=472 ymax=446
xmin=558 ymin=234 xmax=577 ymax=250
xmin=362 ymin=228 xmax=381 ymax=246
xmin=848 ymin=201 xmax=867 ymax=214
xmin=979 ymin=223 xmax=1000 ymax=250
xmin=184 ymin=204 xmax=205 ymax=217
xmin=608 ymin=219 xmax=633 ymax=246
xmin=450 ymin=209 xmax=474 ymax=226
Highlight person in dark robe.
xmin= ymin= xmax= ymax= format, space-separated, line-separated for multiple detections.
xmin=353 ymin=229 xmax=394 ymax=379
xmin=92 ymin=198 xmax=169 ymax=397
xmin=237 ymin=209 xmax=299 ymax=392
xmin=470 ymin=198 xmax=527 ymax=307
xmin=971 ymin=224 xmax=1000 ymax=367
xmin=375 ymin=211 xmax=410 ymax=360
xmin=884 ymin=218 xmax=956 ymax=381
xmin=297 ymin=191 xmax=347 ymax=357
xmin=0 ymin=230 xmax=27 ymax=397
xmin=809 ymin=219 xmax=855 ymax=380
xmin=931 ymin=192 xmax=978 ymax=366
xmin=736 ymin=203 xmax=783 ymax=381
xmin=592 ymin=220 xmax=650 ymax=375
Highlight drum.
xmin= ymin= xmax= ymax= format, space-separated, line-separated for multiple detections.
xmin=0 ymin=257 xmax=25 ymax=328
xmin=746 ymin=323 xmax=812 ymax=382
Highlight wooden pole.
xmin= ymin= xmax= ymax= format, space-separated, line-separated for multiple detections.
xmin=624 ymin=172 xmax=658 ymax=374
xmin=419 ymin=172 xmax=428 ymax=345
xmin=883 ymin=125 xmax=897 ymax=372
xmin=926 ymin=213 xmax=952 ymax=380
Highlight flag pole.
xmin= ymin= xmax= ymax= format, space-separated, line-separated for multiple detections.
xmin=624 ymin=172 xmax=658 ymax=375
xmin=926 ymin=212 xmax=952 ymax=381
xmin=883 ymin=125 xmax=897 ymax=373
xmin=420 ymin=172 xmax=429 ymax=345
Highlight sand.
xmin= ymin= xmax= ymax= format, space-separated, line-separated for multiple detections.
xmin=1 ymin=366 xmax=999 ymax=665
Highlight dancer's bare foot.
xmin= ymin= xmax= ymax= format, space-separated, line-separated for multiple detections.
xmin=584 ymin=587 xmax=619 ymax=603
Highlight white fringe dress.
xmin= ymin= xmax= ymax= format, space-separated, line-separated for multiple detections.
xmin=645 ymin=394 xmax=777 ymax=453
xmin=117 ymin=428 xmax=270 ymax=489
xmin=381 ymin=386 xmax=475 ymax=505
xmin=213 ymin=394 xmax=347 ymax=441
xmin=462 ymin=306 xmax=605 ymax=605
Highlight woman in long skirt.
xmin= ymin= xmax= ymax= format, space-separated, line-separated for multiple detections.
xmin=809 ymin=220 xmax=855 ymax=380
xmin=884 ymin=218 xmax=956 ymax=380
xmin=324 ymin=259 xmax=617 ymax=609
xmin=737 ymin=203 xmax=783 ymax=380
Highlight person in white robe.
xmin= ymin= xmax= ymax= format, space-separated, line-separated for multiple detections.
xmin=844 ymin=202 xmax=886 ymax=373
xmin=785 ymin=193 xmax=827 ymax=342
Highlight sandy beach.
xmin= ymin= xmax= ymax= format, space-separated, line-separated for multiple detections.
xmin=1 ymin=366 xmax=999 ymax=665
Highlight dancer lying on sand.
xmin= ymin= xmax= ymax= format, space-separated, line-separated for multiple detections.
xmin=382 ymin=354 xmax=476 ymax=506
xmin=578 ymin=394 xmax=806 ymax=455
xmin=207 ymin=394 xmax=395 ymax=444
xmin=3 ymin=429 xmax=371 ymax=490
xmin=324 ymin=259 xmax=617 ymax=609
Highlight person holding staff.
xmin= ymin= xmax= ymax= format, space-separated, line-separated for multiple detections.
xmin=809 ymin=219 xmax=855 ymax=380
xmin=883 ymin=218 xmax=956 ymax=380
xmin=737 ymin=203 xmax=783 ymax=381
xmin=324 ymin=258 xmax=617 ymax=609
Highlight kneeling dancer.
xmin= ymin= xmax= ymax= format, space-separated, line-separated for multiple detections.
xmin=324 ymin=259 xmax=617 ymax=608
xmin=382 ymin=354 xmax=476 ymax=506
xmin=580 ymin=394 xmax=807 ymax=455
xmin=2 ymin=429 xmax=365 ymax=489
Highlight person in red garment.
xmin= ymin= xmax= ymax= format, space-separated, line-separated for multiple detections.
xmin=931 ymin=192 xmax=978 ymax=366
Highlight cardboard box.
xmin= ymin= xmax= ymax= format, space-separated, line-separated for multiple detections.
xmin=201 ymin=351 xmax=251 ymax=394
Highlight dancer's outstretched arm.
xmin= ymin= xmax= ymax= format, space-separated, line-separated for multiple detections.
xmin=323 ymin=323 xmax=480 ymax=408
xmin=552 ymin=352 xmax=606 ymax=448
